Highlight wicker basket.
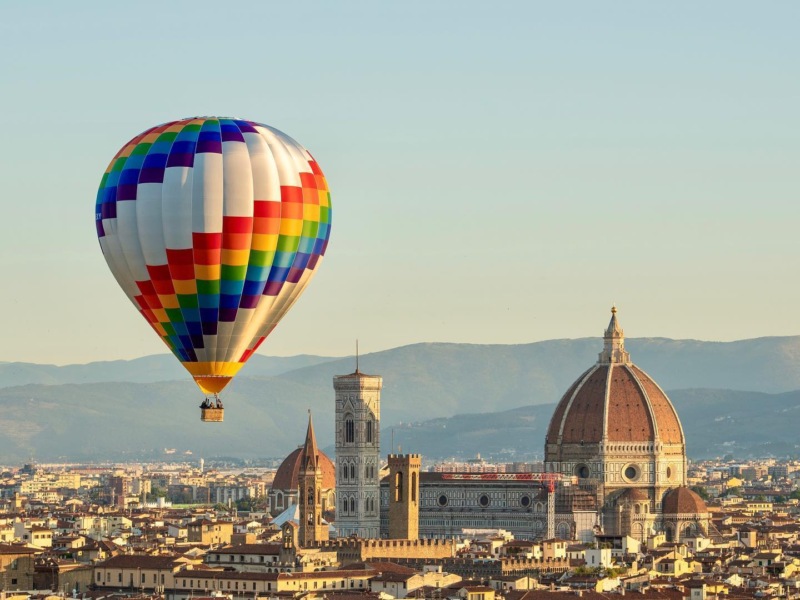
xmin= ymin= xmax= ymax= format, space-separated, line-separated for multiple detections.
xmin=200 ymin=407 xmax=224 ymax=422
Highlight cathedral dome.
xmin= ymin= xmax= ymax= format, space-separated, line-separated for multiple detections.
xmin=545 ymin=307 xmax=684 ymax=446
xmin=662 ymin=486 xmax=707 ymax=515
xmin=272 ymin=446 xmax=336 ymax=491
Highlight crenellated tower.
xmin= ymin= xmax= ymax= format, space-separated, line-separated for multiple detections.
xmin=388 ymin=453 xmax=420 ymax=540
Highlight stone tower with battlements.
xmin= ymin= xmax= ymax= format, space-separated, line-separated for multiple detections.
xmin=298 ymin=412 xmax=329 ymax=546
xmin=334 ymin=368 xmax=383 ymax=538
xmin=388 ymin=453 xmax=420 ymax=540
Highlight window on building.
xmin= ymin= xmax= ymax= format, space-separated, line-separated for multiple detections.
xmin=350 ymin=464 xmax=356 ymax=480
xmin=366 ymin=419 xmax=373 ymax=443
xmin=345 ymin=417 xmax=355 ymax=443
xmin=350 ymin=497 xmax=356 ymax=513
xmin=395 ymin=471 xmax=404 ymax=502
xmin=411 ymin=472 xmax=417 ymax=502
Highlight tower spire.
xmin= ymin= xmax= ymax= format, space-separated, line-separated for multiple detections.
xmin=302 ymin=410 xmax=319 ymax=470
xmin=598 ymin=305 xmax=630 ymax=364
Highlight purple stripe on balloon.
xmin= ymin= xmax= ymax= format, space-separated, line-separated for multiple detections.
xmin=234 ymin=121 xmax=259 ymax=133
xmin=263 ymin=280 xmax=284 ymax=296
xmin=96 ymin=220 xmax=105 ymax=237
xmin=196 ymin=139 xmax=222 ymax=153
xmin=239 ymin=295 xmax=260 ymax=309
xmin=286 ymin=267 xmax=304 ymax=283
xmin=221 ymin=125 xmax=245 ymax=143
xmin=166 ymin=153 xmax=194 ymax=168
xmin=100 ymin=202 xmax=117 ymax=219
xmin=117 ymin=184 xmax=138 ymax=201
xmin=139 ymin=167 xmax=165 ymax=184
xmin=219 ymin=307 xmax=238 ymax=322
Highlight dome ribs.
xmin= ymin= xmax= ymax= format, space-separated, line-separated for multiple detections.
xmin=561 ymin=366 xmax=608 ymax=444
xmin=606 ymin=365 xmax=655 ymax=442
xmin=629 ymin=365 xmax=685 ymax=445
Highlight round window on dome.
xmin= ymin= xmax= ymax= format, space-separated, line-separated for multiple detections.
xmin=623 ymin=464 xmax=640 ymax=481
xmin=438 ymin=494 xmax=448 ymax=507
xmin=666 ymin=466 xmax=673 ymax=481
xmin=576 ymin=465 xmax=590 ymax=479
xmin=479 ymin=494 xmax=490 ymax=507
xmin=520 ymin=495 xmax=531 ymax=508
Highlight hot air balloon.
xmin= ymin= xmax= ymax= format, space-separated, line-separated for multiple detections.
xmin=95 ymin=117 xmax=331 ymax=421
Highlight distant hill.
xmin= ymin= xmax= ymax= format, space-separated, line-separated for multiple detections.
xmin=1 ymin=336 xmax=800 ymax=462
xmin=0 ymin=354 xmax=337 ymax=388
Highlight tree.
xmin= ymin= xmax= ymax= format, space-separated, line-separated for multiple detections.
xmin=691 ymin=485 xmax=710 ymax=501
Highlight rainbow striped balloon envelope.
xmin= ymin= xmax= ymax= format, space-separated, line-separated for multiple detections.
xmin=95 ymin=117 xmax=331 ymax=399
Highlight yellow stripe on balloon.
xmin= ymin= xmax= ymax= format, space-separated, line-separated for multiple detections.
xmin=172 ymin=279 xmax=197 ymax=295
xmin=251 ymin=233 xmax=279 ymax=251
xmin=194 ymin=264 xmax=221 ymax=280
xmin=221 ymin=248 xmax=250 ymax=265
xmin=182 ymin=361 xmax=244 ymax=395
xmin=158 ymin=295 xmax=180 ymax=309
xmin=279 ymin=219 xmax=302 ymax=237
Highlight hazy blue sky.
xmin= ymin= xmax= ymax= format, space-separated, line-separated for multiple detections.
xmin=1 ymin=2 xmax=798 ymax=365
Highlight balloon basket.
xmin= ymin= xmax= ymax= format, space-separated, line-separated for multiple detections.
xmin=200 ymin=407 xmax=224 ymax=422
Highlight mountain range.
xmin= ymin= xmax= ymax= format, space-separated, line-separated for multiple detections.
xmin=1 ymin=336 xmax=800 ymax=463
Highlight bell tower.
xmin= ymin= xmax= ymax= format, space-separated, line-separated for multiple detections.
xmin=298 ymin=412 xmax=328 ymax=546
xmin=334 ymin=362 xmax=383 ymax=538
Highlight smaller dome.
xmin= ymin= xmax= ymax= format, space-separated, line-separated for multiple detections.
xmin=272 ymin=447 xmax=336 ymax=491
xmin=662 ymin=487 xmax=707 ymax=515
xmin=619 ymin=488 xmax=649 ymax=502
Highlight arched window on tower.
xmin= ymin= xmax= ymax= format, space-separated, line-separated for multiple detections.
xmin=411 ymin=472 xmax=417 ymax=504
xmin=350 ymin=464 xmax=356 ymax=480
xmin=395 ymin=471 xmax=404 ymax=502
xmin=345 ymin=416 xmax=355 ymax=444
xmin=350 ymin=497 xmax=356 ymax=513
xmin=366 ymin=419 xmax=373 ymax=443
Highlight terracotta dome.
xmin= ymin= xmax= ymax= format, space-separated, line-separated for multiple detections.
xmin=272 ymin=446 xmax=336 ymax=491
xmin=618 ymin=488 xmax=650 ymax=502
xmin=546 ymin=308 xmax=684 ymax=446
xmin=662 ymin=486 xmax=707 ymax=514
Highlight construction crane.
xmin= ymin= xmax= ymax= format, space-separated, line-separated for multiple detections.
xmin=541 ymin=472 xmax=559 ymax=540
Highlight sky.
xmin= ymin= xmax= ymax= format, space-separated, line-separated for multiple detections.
xmin=0 ymin=1 xmax=798 ymax=365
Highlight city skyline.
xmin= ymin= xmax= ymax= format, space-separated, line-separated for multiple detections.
xmin=1 ymin=2 xmax=799 ymax=364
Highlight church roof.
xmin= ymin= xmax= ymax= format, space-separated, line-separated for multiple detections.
xmin=546 ymin=307 xmax=684 ymax=446
xmin=662 ymin=486 xmax=708 ymax=515
xmin=272 ymin=446 xmax=335 ymax=492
